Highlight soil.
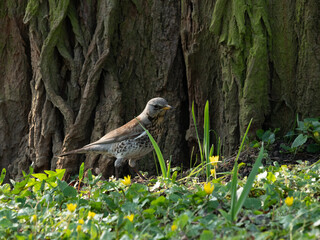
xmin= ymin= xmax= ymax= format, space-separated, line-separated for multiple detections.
xmin=218 ymin=141 xmax=320 ymax=179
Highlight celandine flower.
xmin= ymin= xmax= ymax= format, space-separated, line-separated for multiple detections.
xmin=171 ymin=224 xmax=177 ymax=231
xmin=203 ymin=182 xmax=214 ymax=195
xmin=125 ymin=214 xmax=134 ymax=222
xmin=31 ymin=214 xmax=37 ymax=223
xmin=285 ymin=196 xmax=294 ymax=207
xmin=210 ymin=156 xmax=219 ymax=166
xmin=67 ymin=203 xmax=77 ymax=213
xmin=88 ymin=211 xmax=96 ymax=220
xmin=121 ymin=175 xmax=131 ymax=186
xmin=76 ymin=225 xmax=82 ymax=232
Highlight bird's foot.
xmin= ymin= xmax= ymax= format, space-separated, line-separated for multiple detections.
xmin=132 ymin=167 xmax=146 ymax=180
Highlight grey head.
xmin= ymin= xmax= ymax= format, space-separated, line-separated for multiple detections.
xmin=141 ymin=97 xmax=172 ymax=119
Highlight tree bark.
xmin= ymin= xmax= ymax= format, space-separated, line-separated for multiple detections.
xmin=1 ymin=0 xmax=320 ymax=180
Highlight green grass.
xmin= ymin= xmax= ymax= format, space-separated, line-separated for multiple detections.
xmin=1 ymin=157 xmax=320 ymax=239
xmin=1 ymin=109 xmax=320 ymax=239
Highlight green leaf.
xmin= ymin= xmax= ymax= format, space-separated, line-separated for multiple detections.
xmin=143 ymin=208 xmax=155 ymax=218
xmin=139 ymin=122 xmax=167 ymax=179
xmin=256 ymin=129 xmax=264 ymax=140
xmin=243 ymin=198 xmax=262 ymax=210
xmin=203 ymin=100 xmax=210 ymax=180
xmin=262 ymin=130 xmax=275 ymax=144
xmin=177 ymin=214 xmax=189 ymax=229
xmin=0 ymin=168 xmax=6 ymax=185
xmin=307 ymin=144 xmax=320 ymax=153
xmin=57 ymin=179 xmax=77 ymax=198
xmin=87 ymin=169 xmax=93 ymax=182
xmin=79 ymin=162 xmax=84 ymax=181
xmin=192 ymin=102 xmax=204 ymax=164
xmin=32 ymin=173 xmax=48 ymax=181
xmin=230 ymin=119 xmax=253 ymax=221
xmin=234 ymin=145 xmax=264 ymax=219
xmin=219 ymin=209 xmax=231 ymax=222
xmin=151 ymin=196 xmax=167 ymax=206
xmin=171 ymin=171 xmax=177 ymax=182
xmin=200 ymin=230 xmax=214 ymax=240
xmin=291 ymin=134 xmax=308 ymax=149
xmin=267 ymin=172 xmax=276 ymax=183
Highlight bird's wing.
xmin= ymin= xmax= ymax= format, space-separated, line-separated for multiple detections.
xmin=84 ymin=117 xmax=146 ymax=147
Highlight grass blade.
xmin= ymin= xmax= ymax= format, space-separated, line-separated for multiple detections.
xmin=234 ymin=144 xmax=264 ymax=218
xmin=192 ymin=102 xmax=204 ymax=164
xmin=138 ymin=120 xmax=167 ymax=178
xmin=230 ymin=118 xmax=253 ymax=221
xmin=203 ymin=101 xmax=210 ymax=180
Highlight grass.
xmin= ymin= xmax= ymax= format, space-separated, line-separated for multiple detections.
xmin=1 ymin=106 xmax=320 ymax=239
xmin=1 ymin=158 xmax=320 ymax=239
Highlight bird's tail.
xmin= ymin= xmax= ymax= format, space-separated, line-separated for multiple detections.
xmin=59 ymin=148 xmax=85 ymax=157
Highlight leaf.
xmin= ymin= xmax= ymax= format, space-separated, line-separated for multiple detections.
xmin=143 ymin=208 xmax=155 ymax=218
xmin=256 ymin=129 xmax=264 ymax=140
xmin=200 ymin=230 xmax=214 ymax=240
xmin=140 ymin=123 xmax=167 ymax=179
xmin=307 ymin=144 xmax=320 ymax=153
xmin=79 ymin=162 xmax=84 ymax=181
xmin=219 ymin=209 xmax=231 ymax=222
xmin=262 ymin=130 xmax=275 ymax=144
xmin=203 ymin=100 xmax=210 ymax=180
xmin=177 ymin=214 xmax=189 ymax=229
xmin=0 ymin=168 xmax=6 ymax=185
xmin=57 ymin=179 xmax=77 ymax=197
xmin=171 ymin=171 xmax=177 ymax=182
xmin=234 ymin=144 xmax=264 ymax=220
xmin=267 ymin=172 xmax=276 ymax=183
xmin=230 ymin=119 xmax=253 ymax=221
xmin=291 ymin=134 xmax=308 ymax=149
xmin=151 ymin=196 xmax=167 ymax=206
xmin=32 ymin=173 xmax=48 ymax=181
xmin=87 ymin=169 xmax=93 ymax=182
xmin=243 ymin=198 xmax=262 ymax=210
xmin=192 ymin=102 xmax=204 ymax=164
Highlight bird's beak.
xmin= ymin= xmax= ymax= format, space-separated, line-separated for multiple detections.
xmin=162 ymin=105 xmax=172 ymax=110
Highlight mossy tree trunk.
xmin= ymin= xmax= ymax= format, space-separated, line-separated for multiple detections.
xmin=1 ymin=0 xmax=320 ymax=180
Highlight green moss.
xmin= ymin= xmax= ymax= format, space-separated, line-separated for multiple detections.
xmin=23 ymin=0 xmax=40 ymax=23
xmin=211 ymin=0 xmax=272 ymax=135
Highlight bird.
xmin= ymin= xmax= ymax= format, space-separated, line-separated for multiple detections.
xmin=59 ymin=97 xmax=172 ymax=179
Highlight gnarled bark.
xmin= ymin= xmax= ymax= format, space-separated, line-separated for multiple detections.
xmin=1 ymin=0 xmax=320 ymax=180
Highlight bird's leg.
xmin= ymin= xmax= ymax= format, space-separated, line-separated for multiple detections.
xmin=114 ymin=158 xmax=125 ymax=180
xmin=129 ymin=159 xmax=146 ymax=180
xmin=115 ymin=167 xmax=119 ymax=180
xmin=132 ymin=166 xmax=146 ymax=180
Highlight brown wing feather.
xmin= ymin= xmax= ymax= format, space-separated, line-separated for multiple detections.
xmin=84 ymin=117 xmax=145 ymax=147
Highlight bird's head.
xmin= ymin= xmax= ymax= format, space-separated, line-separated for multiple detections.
xmin=143 ymin=97 xmax=172 ymax=119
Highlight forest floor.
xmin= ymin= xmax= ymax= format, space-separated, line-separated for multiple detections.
xmin=1 ymin=138 xmax=320 ymax=239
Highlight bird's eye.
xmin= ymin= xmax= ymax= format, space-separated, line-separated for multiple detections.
xmin=153 ymin=105 xmax=161 ymax=109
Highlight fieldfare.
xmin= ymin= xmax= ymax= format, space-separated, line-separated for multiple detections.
xmin=59 ymin=97 xmax=172 ymax=179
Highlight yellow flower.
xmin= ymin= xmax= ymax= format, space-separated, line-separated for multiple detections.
xmin=314 ymin=132 xmax=319 ymax=138
xmin=285 ymin=196 xmax=294 ymax=207
xmin=210 ymin=168 xmax=215 ymax=176
xmin=76 ymin=225 xmax=82 ymax=232
xmin=203 ymin=182 xmax=214 ymax=195
xmin=88 ymin=211 xmax=96 ymax=220
xmin=78 ymin=219 xmax=84 ymax=224
xmin=31 ymin=214 xmax=37 ymax=223
xmin=209 ymin=156 xmax=219 ymax=166
xmin=67 ymin=203 xmax=77 ymax=213
xmin=121 ymin=175 xmax=131 ymax=186
xmin=171 ymin=224 xmax=178 ymax=231
xmin=124 ymin=214 xmax=134 ymax=222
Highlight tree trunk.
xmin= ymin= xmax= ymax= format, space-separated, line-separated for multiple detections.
xmin=1 ymin=0 xmax=320 ymax=180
